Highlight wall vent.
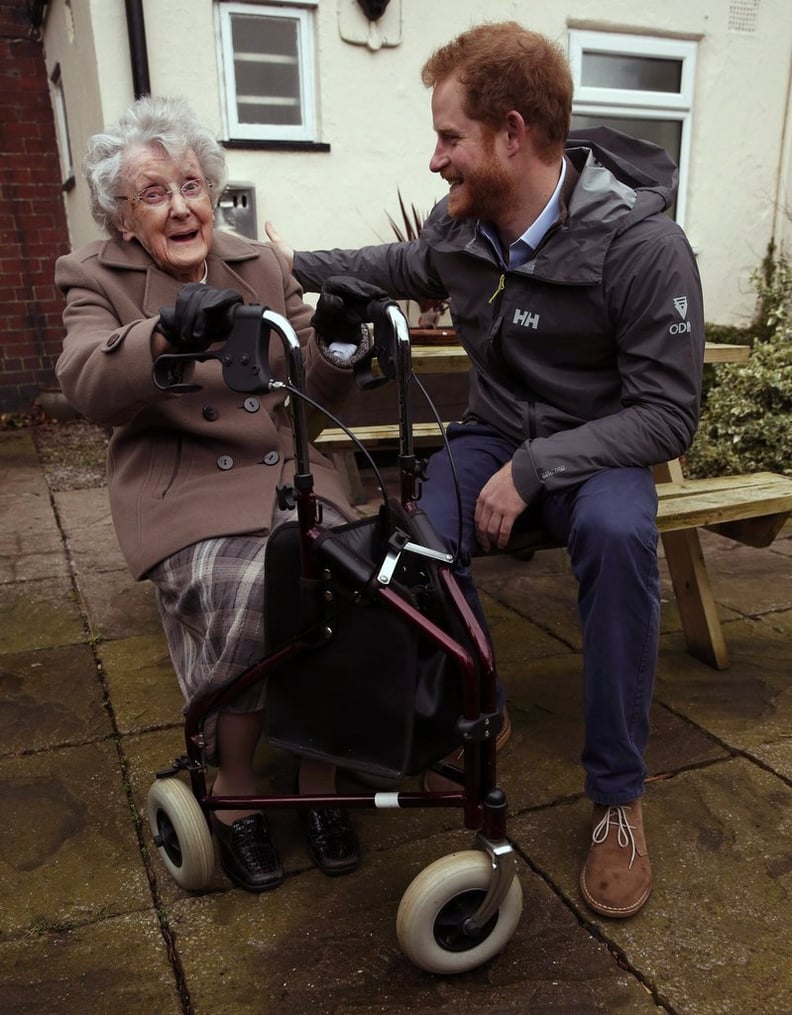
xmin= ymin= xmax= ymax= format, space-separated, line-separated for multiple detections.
xmin=728 ymin=0 xmax=760 ymax=33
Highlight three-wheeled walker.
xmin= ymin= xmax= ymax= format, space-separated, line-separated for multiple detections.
xmin=145 ymin=293 xmax=523 ymax=974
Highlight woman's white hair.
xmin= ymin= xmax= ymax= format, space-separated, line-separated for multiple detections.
xmin=83 ymin=95 xmax=228 ymax=236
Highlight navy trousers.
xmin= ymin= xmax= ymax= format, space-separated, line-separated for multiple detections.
xmin=418 ymin=421 xmax=660 ymax=805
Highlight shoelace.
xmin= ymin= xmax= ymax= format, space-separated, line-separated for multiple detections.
xmin=591 ymin=805 xmax=638 ymax=869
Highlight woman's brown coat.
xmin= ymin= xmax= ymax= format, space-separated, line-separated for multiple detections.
xmin=56 ymin=230 xmax=355 ymax=578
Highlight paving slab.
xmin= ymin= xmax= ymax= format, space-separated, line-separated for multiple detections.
xmin=512 ymin=760 xmax=792 ymax=1015
xmin=53 ymin=487 xmax=127 ymax=574
xmin=698 ymin=531 xmax=792 ymax=615
xmin=6 ymin=428 xmax=792 ymax=1013
xmin=655 ymin=613 xmax=792 ymax=747
xmin=98 ymin=632 xmax=185 ymax=733
xmin=0 ymin=430 xmax=50 ymax=496
xmin=0 ymin=430 xmax=69 ymax=583
xmin=0 ymin=491 xmax=70 ymax=583
xmin=474 ymin=554 xmax=584 ymax=652
xmin=165 ymin=831 xmax=660 ymax=1015
xmin=0 ymin=910 xmax=182 ymax=1015
xmin=0 ymin=575 xmax=85 ymax=654
xmin=496 ymin=652 xmax=727 ymax=808
xmin=0 ymin=643 xmax=110 ymax=756
xmin=73 ymin=568 xmax=161 ymax=641
xmin=0 ymin=740 xmax=151 ymax=936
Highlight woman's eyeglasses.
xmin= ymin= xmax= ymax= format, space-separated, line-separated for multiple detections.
xmin=116 ymin=179 xmax=213 ymax=207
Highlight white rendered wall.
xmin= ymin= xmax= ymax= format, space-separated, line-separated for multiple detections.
xmin=43 ymin=0 xmax=792 ymax=326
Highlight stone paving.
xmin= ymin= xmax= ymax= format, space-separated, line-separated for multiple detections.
xmin=2 ymin=426 xmax=792 ymax=1013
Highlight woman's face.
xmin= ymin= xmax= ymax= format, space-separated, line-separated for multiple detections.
xmin=118 ymin=144 xmax=214 ymax=283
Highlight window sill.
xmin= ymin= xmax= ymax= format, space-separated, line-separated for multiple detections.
xmin=222 ymin=140 xmax=330 ymax=153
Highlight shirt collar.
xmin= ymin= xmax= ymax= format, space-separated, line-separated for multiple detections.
xmin=479 ymin=158 xmax=566 ymax=268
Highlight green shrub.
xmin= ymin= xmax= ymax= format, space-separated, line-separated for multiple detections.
xmin=752 ymin=239 xmax=792 ymax=342
xmin=685 ymin=334 xmax=792 ymax=476
xmin=686 ymin=246 xmax=792 ymax=478
xmin=704 ymin=322 xmax=755 ymax=346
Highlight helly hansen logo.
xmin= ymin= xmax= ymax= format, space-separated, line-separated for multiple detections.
xmin=513 ymin=308 xmax=540 ymax=329
xmin=670 ymin=296 xmax=691 ymax=334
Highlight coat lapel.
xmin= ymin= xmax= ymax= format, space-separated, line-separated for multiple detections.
xmin=98 ymin=232 xmax=263 ymax=315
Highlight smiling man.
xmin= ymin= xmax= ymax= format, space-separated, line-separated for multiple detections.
xmin=270 ymin=21 xmax=705 ymax=919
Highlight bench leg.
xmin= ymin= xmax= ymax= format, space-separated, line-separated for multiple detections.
xmin=660 ymin=528 xmax=729 ymax=670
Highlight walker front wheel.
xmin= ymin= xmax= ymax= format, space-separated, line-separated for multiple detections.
xmin=147 ymin=778 xmax=215 ymax=891
xmin=396 ymin=850 xmax=523 ymax=974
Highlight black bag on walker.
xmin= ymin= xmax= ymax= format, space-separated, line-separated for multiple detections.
xmin=263 ymin=503 xmax=468 ymax=780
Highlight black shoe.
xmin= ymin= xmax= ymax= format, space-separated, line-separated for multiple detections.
xmin=302 ymin=807 xmax=359 ymax=876
xmin=211 ymin=813 xmax=284 ymax=892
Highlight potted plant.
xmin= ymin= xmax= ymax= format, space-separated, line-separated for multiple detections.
xmin=386 ymin=191 xmax=455 ymax=341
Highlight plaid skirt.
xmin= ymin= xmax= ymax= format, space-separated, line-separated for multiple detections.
xmin=147 ymin=503 xmax=346 ymax=763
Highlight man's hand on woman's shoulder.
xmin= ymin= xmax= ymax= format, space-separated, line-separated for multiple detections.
xmin=265 ymin=221 xmax=295 ymax=271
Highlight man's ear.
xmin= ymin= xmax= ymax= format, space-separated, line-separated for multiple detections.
xmin=504 ymin=110 xmax=527 ymax=154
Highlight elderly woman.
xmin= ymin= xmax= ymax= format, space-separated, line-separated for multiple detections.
xmin=55 ymin=95 xmax=368 ymax=893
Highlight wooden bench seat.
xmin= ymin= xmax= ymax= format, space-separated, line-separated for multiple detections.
xmin=503 ymin=471 xmax=792 ymax=553
xmin=499 ymin=471 xmax=792 ymax=671
xmin=657 ymin=472 xmax=792 ymax=546
xmin=316 ymin=425 xmax=792 ymax=549
xmin=314 ymin=423 xmax=448 ymax=503
xmin=314 ymin=422 xmax=447 ymax=452
xmin=314 ymin=422 xmax=792 ymax=671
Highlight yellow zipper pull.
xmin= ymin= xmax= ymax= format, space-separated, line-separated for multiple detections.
xmin=488 ymin=273 xmax=505 ymax=304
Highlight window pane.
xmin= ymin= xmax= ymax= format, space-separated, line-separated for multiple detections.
xmin=231 ymin=14 xmax=301 ymax=127
xmin=581 ymin=53 xmax=682 ymax=93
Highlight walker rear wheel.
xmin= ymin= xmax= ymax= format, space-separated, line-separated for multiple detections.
xmin=147 ymin=778 xmax=215 ymax=891
xmin=396 ymin=850 xmax=523 ymax=974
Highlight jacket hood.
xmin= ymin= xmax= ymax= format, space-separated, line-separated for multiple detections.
xmin=566 ymin=125 xmax=679 ymax=217
xmin=532 ymin=126 xmax=682 ymax=283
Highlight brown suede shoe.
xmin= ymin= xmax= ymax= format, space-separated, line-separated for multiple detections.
xmin=580 ymin=799 xmax=652 ymax=918
xmin=423 ymin=707 xmax=512 ymax=792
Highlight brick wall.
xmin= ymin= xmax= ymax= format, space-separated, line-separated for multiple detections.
xmin=0 ymin=1 xmax=71 ymax=414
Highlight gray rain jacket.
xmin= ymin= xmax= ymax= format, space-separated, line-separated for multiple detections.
xmin=294 ymin=126 xmax=705 ymax=505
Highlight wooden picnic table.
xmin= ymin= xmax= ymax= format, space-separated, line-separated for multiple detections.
xmin=406 ymin=340 xmax=751 ymax=374
xmin=318 ymin=337 xmax=791 ymax=669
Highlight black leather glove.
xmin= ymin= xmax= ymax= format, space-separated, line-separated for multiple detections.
xmin=158 ymin=283 xmax=244 ymax=352
xmin=311 ymin=276 xmax=391 ymax=345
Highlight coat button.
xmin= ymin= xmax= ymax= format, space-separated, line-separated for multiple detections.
xmin=217 ymin=455 xmax=234 ymax=471
xmin=243 ymin=397 xmax=260 ymax=413
xmin=203 ymin=405 xmax=218 ymax=421
xmin=263 ymin=451 xmax=280 ymax=466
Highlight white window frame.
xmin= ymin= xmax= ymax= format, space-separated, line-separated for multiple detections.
xmin=216 ymin=1 xmax=318 ymax=143
xmin=50 ymin=64 xmax=74 ymax=186
xmin=568 ymin=30 xmax=697 ymax=228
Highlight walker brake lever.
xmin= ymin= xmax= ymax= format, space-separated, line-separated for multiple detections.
xmin=152 ymin=304 xmax=275 ymax=394
xmin=151 ymin=350 xmax=209 ymax=393
xmin=367 ymin=297 xmax=404 ymax=382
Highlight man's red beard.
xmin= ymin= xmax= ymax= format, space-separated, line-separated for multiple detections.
xmin=446 ymin=140 xmax=512 ymax=221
